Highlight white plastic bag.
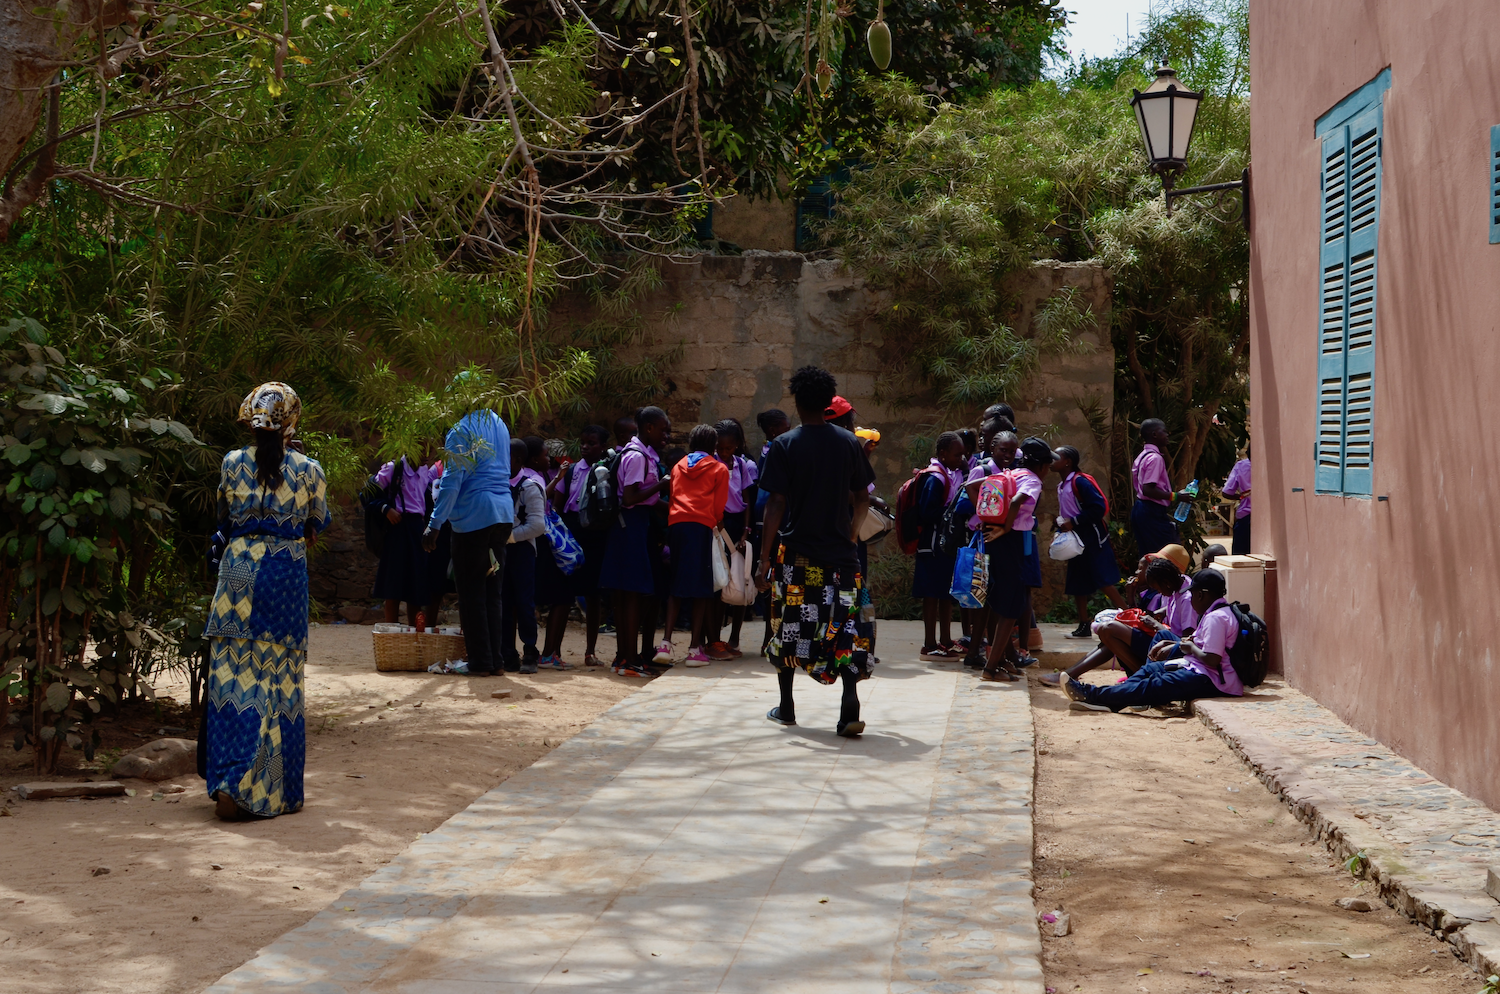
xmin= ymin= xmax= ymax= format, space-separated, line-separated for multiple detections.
xmin=1049 ymin=528 xmax=1085 ymax=561
xmin=720 ymin=530 xmax=757 ymax=606
xmin=711 ymin=528 xmax=730 ymax=591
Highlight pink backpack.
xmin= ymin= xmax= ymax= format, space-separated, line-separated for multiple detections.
xmin=975 ymin=471 xmax=1021 ymax=524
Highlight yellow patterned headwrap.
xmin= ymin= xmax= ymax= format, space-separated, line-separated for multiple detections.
xmin=238 ymin=382 xmax=301 ymax=440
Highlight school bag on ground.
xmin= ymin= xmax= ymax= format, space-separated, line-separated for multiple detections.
xmin=894 ymin=466 xmax=946 ymax=554
xmin=1226 ymin=602 xmax=1270 ymax=688
xmin=949 ymin=531 xmax=989 ymax=609
xmin=577 ymin=449 xmax=623 ymax=531
xmin=544 ymin=507 xmax=584 ymax=574
xmin=975 ymin=470 xmax=1020 ymax=524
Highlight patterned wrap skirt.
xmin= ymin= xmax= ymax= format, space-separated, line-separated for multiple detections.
xmin=765 ymin=543 xmax=876 ymax=685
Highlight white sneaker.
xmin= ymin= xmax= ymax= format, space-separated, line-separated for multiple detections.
xmin=652 ymin=641 xmax=673 ymax=663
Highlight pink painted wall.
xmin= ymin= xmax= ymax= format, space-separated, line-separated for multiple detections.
xmin=1250 ymin=0 xmax=1500 ymax=807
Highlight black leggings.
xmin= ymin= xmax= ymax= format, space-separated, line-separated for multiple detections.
xmin=777 ymin=667 xmax=861 ymax=728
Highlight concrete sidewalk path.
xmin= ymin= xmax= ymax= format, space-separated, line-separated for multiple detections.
xmin=207 ymin=621 xmax=1043 ymax=994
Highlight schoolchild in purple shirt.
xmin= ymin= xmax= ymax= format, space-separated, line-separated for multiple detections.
xmin=1066 ymin=569 xmax=1242 ymax=711
xmin=599 ymin=407 xmax=671 ymax=676
xmin=1222 ymin=443 xmax=1252 ymax=555
xmin=1040 ymin=555 xmax=1191 ymax=687
xmin=369 ymin=456 xmax=440 ymax=627
xmin=704 ymin=418 xmax=757 ymax=658
xmin=1130 ymin=419 xmax=1195 ymax=555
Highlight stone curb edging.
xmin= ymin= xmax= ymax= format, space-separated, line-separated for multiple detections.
xmin=1192 ymin=699 xmax=1500 ymax=980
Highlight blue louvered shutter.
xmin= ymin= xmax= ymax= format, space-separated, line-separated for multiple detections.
xmin=1315 ymin=104 xmax=1382 ymax=495
xmin=1490 ymin=125 xmax=1500 ymax=244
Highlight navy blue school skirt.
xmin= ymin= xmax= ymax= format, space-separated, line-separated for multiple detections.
xmin=911 ymin=550 xmax=957 ymax=600
xmin=1065 ymin=529 xmax=1123 ymax=596
xmin=668 ymin=521 xmax=716 ymax=599
xmin=563 ymin=510 xmax=607 ymax=598
xmin=534 ymin=537 xmax=572 ymax=608
xmin=372 ymin=514 xmax=430 ymax=604
xmin=986 ymin=529 xmax=1029 ymax=620
xmin=1130 ymin=499 xmax=1178 ymax=556
xmin=600 ymin=504 xmax=656 ymax=595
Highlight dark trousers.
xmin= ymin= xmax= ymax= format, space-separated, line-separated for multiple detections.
xmin=1232 ymin=514 xmax=1251 ymax=555
xmin=451 ymin=522 xmax=512 ymax=673
xmin=1130 ymin=499 xmax=1178 ymax=556
xmin=1075 ymin=660 xmax=1222 ymax=711
xmin=777 ymin=667 xmax=861 ymax=728
xmin=501 ymin=541 xmax=538 ymax=662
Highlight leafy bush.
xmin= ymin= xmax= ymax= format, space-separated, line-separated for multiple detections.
xmin=0 ymin=318 xmax=202 ymax=772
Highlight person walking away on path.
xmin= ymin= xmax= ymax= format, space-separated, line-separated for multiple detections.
xmin=1065 ymin=569 xmax=1242 ymax=712
xmin=1052 ymin=445 xmax=1126 ymax=638
xmin=1040 ymin=555 xmax=1194 ymax=686
xmin=704 ymin=418 xmax=757 ymax=658
xmin=655 ymin=425 xmax=730 ymax=666
xmin=502 ymin=436 xmax=549 ymax=673
xmin=542 ymin=425 xmax=610 ymax=667
xmin=753 ymin=408 xmax=792 ymax=656
xmin=1130 ymin=419 xmax=1193 ymax=555
xmin=980 ymin=437 xmax=1051 ymax=682
xmin=758 ymin=366 xmax=877 ymax=737
xmin=423 ymin=401 xmax=515 ymax=676
xmin=914 ymin=432 xmax=967 ymax=660
xmin=1222 ymin=443 xmax=1252 ymax=555
xmin=960 ymin=428 xmax=1019 ymax=669
xmin=203 ymin=383 xmax=330 ymax=821
xmin=369 ymin=454 xmax=438 ymax=627
xmin=599 ymin=406 xmax=671 ymax=677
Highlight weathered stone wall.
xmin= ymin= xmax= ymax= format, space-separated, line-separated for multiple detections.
xmin=311 ymin=252 xmax=1115 ymax=620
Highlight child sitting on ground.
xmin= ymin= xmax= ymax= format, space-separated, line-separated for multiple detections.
xmin=1065 ymin=569 xmax=1244 ymax=712
xmin=1040 ymin=555 xmax=1193 ymax=686
xmin=655 ymin=425 xmax=730 ymax=666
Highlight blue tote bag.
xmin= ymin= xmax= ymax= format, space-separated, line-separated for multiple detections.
xmin=949 ymin=531 xmax=989 ymax=609
xmin=544 ymin=508 xmax=585 ymax=575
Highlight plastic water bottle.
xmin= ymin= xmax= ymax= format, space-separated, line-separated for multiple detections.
xmin=1173 ymin=479 xmax=1199 ymax=523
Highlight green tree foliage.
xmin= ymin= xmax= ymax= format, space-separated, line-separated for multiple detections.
xmin=0 ymin=319 xmax=204 ymax=772
xmin=822 ymin=0 xmax=1249 ymax=535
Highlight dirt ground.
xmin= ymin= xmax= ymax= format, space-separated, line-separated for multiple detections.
xmin=1029 ymin=669 xmax=1480 ymax=994
xmin=0 ymin=624 xmax=638 ymax=994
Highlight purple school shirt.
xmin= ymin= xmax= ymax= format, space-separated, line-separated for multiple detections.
xmin=1010 ymin=468 xmax=1043 ymax=532
xmin=1057 ymin=471 xmax=1081 ymax=521
xmin=1184 ymin=598 xmax=1243 ymax=696
xmin=374 ymin=458 xmax=437 ymax=515
xmin=1223 ymin=458 xmax=1252 ymax=519
xmin=616 ymin=437 xmax=661 ymax=506
xmin=1163 ymin=574 xmax=1200 ymax=633
xmin=562 ymin=459 xmax=590 ymax=513
xmin=928 ymin=458 xmax=963 ymax=503
xmin=724 ymin=455 xmax=758 ymax=513
xmin=1132 ymin=443 xmax=1172 ymax=506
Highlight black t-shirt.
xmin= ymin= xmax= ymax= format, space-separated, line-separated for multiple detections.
xmin=758 ymin=423 xmax=876 ymax=568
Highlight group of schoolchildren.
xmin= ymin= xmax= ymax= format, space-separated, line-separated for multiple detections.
xmin=368 ymin=406 xmax=801 ymax=677
xmin=903 ymin=407 xmax=1260 ymax=710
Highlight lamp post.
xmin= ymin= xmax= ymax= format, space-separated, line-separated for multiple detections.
xmin=1130 ymin=63 xmax=1249 ymax=229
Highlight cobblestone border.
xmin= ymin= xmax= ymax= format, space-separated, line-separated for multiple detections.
xmin=1193 ymin=697 xmax=1500 ymax=979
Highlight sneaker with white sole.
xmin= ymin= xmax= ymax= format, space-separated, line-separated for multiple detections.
xmin=1064 ymin=678 xmax=1113 ymax=712
xmin=652 ymin=641 xmax=673 ymax=663
xmin=684 ymin=648 xmax=711 ymax=667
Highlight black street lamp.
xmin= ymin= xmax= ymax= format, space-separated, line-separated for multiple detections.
xmin=1131 ymin=63 xmax=1249 ymax=229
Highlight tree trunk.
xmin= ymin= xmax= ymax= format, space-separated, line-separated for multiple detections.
xmin=0 ymin=0 xmax=126 ymax=239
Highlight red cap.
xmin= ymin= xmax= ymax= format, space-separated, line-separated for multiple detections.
xmin=825 ymin=396 xmax=853 ymax=419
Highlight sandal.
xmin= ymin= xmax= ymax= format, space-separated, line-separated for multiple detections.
xmin=919 ymin=645 xmax=959 ymax=661
xmin=979 ymin=667 xmax=1021 ymax=683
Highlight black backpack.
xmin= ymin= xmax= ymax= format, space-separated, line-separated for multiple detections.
xmin=358 ymin=460 xmax=404 ymax=556
xmin=577 ymin=449 xmax=623 ymax=531
xmin=1226 ymin=601 xmax=1270 ymax=688
xmin=934 ymin=493 xmax=970 ymax=558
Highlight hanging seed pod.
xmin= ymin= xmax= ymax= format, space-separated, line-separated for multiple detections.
xmin=816 ymin=59 xmax=834 ymax=94
xmin=867 ymin=17 xmax=891 ymax=69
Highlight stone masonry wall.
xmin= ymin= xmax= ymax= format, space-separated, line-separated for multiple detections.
xmin=312 ymin=253 xmax=1115 ymax=620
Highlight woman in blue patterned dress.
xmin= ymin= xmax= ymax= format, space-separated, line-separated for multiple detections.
xmin=203 ymin=382 xmax=330 ymax=821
